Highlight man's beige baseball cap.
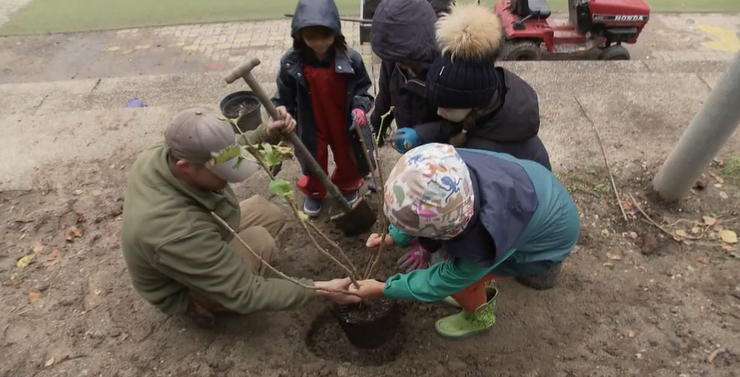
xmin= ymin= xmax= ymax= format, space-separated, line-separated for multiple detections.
xmin=165 ymin=107 xmax=259 ymax=182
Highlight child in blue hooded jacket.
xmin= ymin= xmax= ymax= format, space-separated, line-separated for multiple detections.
xmin=352 ymin=143 xmax=580 ymax=339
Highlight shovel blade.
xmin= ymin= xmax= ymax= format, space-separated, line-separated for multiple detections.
xmin=330 ymin=199 xmax=377 ymax=236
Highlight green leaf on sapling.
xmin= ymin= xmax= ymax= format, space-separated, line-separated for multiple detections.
xmin=275 ymin=141 xmax=295 ymax=159
xmin=269 ymin=179 xmax=294 ymax=200
xmin=262 ymin=151 xmax=282 ymax=168
xmin=297 ymin=211 xmax=309 ymax=222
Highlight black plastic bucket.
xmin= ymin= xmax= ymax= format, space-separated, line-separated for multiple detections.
xmin=332 ymin=299 xmax=400 ymax=349
xmin=219 ymin=91 xmax=262 ymax=133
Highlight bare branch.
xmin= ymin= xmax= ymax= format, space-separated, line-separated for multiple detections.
xmin=210 ymin=212 xmax=360 ymax=297
xmin=306 ymin=220 xmax=358 ymax=276
xmin=575 ymin=97 xmax=628 ymax=222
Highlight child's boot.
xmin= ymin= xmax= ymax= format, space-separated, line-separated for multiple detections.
xmin=303 ymin=197 xmax=322 ymax=218
xmin=435 ymin=286 xmax=497 ymax=339
xmin=343 ymin=190 xmax=360 ymax=205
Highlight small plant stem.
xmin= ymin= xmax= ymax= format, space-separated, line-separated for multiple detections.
xmin=210 ymin=212 xmax=361 ymax=298
xmin=242 ymin=141 xmax=360 ymax=288
xmin=365 ymin=231 xmax=387 ymax=279
xmin=306 ymin=220 xmax=358 ymax=276
xmin=364 ymin=119 xmax=388 ymax=280
xmin=287 ymin=200 xmax=361 ymax=289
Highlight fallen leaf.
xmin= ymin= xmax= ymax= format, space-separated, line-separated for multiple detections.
xmin=28 ymin=290 xmax=40 ymax=303
xmin=628 ymin=330 xmax=635 ymax=338
xmin=65 ymin=226 xmax=82 ymax=241
xmin=603 ymin=262 xmax=615 ymax=268
xmin=720 ymin=191 xmax=729 ymax=200
xmin=722 ymin=244 xmax=736 ymax=252
xmin=16 ymin=255 xmax=35 ymax=268
xmin=74 ymin=189 xmax=84 ymax=196
xmin=620 ymin=200 xmax=634 ymax=211
xmin=44 ymin=357 xmax=54 ymax=367
xmin=703 ymin=216 xmax=717 ymax=226
xmin=641 ymin=234 xmax=658 ymax=255
xmin=697 ymin=257 xmax=709 ymax=264
xmin=607 ymin=253 xmax=622 ymax=261
xmin=44 ymin=249 xmax=61 ymax=267
xmin=731 ymin=252 xmax=740 ymax=259
xmin=719 ymin=230 xmax=738 ymax=244
xmin=691 ymin=226 xmax=701 ymax=234
xmin=710 ymin=172 xmax=725 ymax=184
xmin=708 ymin=347 xmax=727 ymax=363
xmin=675 ymin=229 xmax=688 ymax=238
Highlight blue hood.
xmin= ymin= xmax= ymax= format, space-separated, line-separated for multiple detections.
xmin=291 ymin=0 xmax=343 ymax=38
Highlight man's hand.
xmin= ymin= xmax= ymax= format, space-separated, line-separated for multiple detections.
xmin=347 ymin=279 xmax=385 ymax=299
xmin=267 ymin=106 xmax=297 ymax=134
xmin=314 ymin=278 xmax=362 ymax=305
xmin=366 ymin=233 xmax=395 ymax=251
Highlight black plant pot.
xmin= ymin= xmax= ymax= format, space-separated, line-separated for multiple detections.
xmin=332 ymin=298 xmax=400 ymax=349
xmin=219 ymin=91 xmax=262 ymax=133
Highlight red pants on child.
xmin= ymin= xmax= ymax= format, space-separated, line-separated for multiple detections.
xmin=298 ymin=64 xmax=364 ymax=199
xmin=451 ymin=274 xmax=506 ymax=312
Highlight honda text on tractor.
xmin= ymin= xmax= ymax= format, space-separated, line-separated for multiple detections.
xmin=359 ymin=0 xmax=651 ymax=61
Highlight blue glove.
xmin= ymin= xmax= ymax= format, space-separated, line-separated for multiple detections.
xmin=391 ymin=128 xmax=421 ymax=153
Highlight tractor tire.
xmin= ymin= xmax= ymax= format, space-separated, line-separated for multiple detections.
xmin=498 ymin=41 xmax=542 ymax=61
xmin=599 ymin=45 xmax=630 ymax=60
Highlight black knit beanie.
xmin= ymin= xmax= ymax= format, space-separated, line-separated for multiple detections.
xmin=425 ymin=53 xmax=499 ymax=109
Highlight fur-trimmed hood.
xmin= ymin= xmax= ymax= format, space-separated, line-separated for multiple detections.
xmin=435 ymin=3 xmax=503 ymax=61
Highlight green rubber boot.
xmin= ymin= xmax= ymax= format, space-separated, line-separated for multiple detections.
xmin=441 ymin=281 xmax=496 ymax=308
xmin=434 ymin=287 xmax=498 ymax=339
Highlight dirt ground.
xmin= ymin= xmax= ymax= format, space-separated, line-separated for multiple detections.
xmin=1 ymin=145 xmax=739 ymax=377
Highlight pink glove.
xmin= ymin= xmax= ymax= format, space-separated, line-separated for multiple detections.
xmin=351 ymin=109 xmax=367 ymax=128
xmin=397 ymin=239 xmax=429 ymax=273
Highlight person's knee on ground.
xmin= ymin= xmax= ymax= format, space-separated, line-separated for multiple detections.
xmin=234 ymin=226 xmax=278 ymax=276
xmin=515 ymin=262 xmax=564 ymax=290
xmin=238 ymin=195 xmax=287 ymax=237
xmin=186 ymin=225 xmax=278 ymax=324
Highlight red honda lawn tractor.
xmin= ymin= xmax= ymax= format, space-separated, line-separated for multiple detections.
xmin=495 ymin=0 xmax=651 ymax=61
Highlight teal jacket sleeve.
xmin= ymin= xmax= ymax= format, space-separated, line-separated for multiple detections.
xmin=387 ymin=223 xmax=415 ymax=247
xmin=382 ymin=257 xmax=492 ymax=301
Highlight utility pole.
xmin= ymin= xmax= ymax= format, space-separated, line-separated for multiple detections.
xmin=652 ymin=50 xmax=740 ymax=202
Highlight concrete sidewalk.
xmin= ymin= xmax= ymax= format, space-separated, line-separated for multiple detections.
xmin=1 ymin=59 xmax=737 ymax=191
xmin=0 ymin=13 xmax=739 ymax=85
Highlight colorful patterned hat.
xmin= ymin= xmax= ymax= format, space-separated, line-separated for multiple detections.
xmin=384 ymin=143 xmax=475 ymax=239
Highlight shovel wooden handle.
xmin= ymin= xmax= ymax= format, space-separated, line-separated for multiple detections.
xmin=225 ymin=58 xmax=353 ymax=213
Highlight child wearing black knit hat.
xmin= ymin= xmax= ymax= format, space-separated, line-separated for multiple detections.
xmin=426 ymin=2 xmax=551 ymax=170
xmin=388 ymin=3 xmax=555 ymax=276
